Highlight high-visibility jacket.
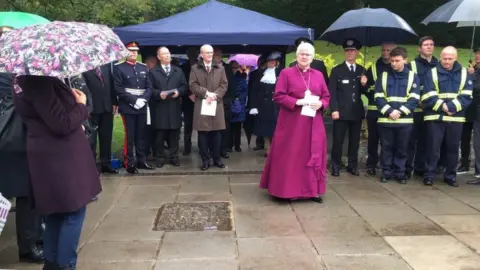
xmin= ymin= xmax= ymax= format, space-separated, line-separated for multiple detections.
xmin=374 ymin=67 xmax=420 ymax=126
xmin=407 ymin=56 xmax=439 ymax=113
xmin=365 ymin=58 xmax=391 ymax=118
xmin=421 ymin=62 xmax=473 ymax=123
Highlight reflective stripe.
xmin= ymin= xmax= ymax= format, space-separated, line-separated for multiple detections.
xmin=409 ymin=93 xmax=420 ymax=100
xmin=378 ymin=118 xmax=414 ymax=124
xmin=410 ymin=60 xmax=417 ymax=74
xmin=421 ymin=91 xmax=437 ymax=101
xmin=424 ymin=114 xmax=466 ymax=122
xmin=433 ymin=99 xmax=444 ymax=111
xmin=372 ymin=64 xmax=378 ymax=81
xmin=374 ymin=93 xmax=385 ymax=99
xmin=368 ymin=105 xmax=377 ymax=111
xmin=438 ymin=93 xmax=458 ymax=99
xmin=381 ymin=104 xmax=391 ymax=114
xmin=461 ymin=90 xmax=473 ymax=96
xmin=414 ymin=108 xmax=423 ymax=112
xmin=400 ymin=106 xmax=411 ymax=115
xmin=452 ymin=99 xmax=462 ymax=111
xmin=381 ymin=72 xmax=388 ymax=96
xmin=387 ymin=97 xmax=408 ymax=102
xmin=431 ymin=67 xmax=467 ymax=93
xmin=443 ymin=116 xmax=465 ymax=122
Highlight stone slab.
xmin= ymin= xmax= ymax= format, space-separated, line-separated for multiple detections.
xmin=385 ymin=235 xmax=480 ymax=270
xmin=331 ymin=182 xmax=402 ymax=204
xmin=154 ymin=259 xmax=238 ymax=270
xmin=79 ymin=241 xmax=160 ymax=262
xmin=116 ymin=186 xmax=178 ymax=209
xmin=429 ymin=214 xmax=480 ymax=253
xmin=179 ymin=176 xmax=230 ymax=194
xmin=158 ymin=232 xmax=236 ymax=259
xmin=321 ymin=255 xmax=411 ymax=270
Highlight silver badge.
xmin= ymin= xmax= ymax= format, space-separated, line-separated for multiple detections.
xmin=468 ymin=80 xmax=473 ymax=85
xmin=347 ymin=40 xmax=353 ymax=46
xmin=412 ymin=83 xmax=417 ymax=88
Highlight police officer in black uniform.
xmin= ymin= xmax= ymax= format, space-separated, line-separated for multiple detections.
xmin=329 ymin=39 xmax=368 ymax=176
xmin=114 ymin=41 xmax=155 ymax=174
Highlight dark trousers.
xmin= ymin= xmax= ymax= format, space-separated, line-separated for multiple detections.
xmin=366 ymin=117 xmax=381 ymax=169
xmin=256 ymin=136 xmax=265 ymax=147
xmin=331 ymin=119 xmax=362 ymax=169
xmin=460 ymin=122 xmax=473 ymax=169
xmin=198 ymin=130 xmax=221 ymax=163
xmin=16 ymin=197 xmax=42 ymax=254
xmin=406 ymin=113 xmax=426 ymax=173
xmin=90 ymin=113 xmax=114 ymax=167
xmin=473 ymin=121 xmax=480 ymax=173
xmin=379 ymin=125 xmax=412 ymax=179
xmin=121 ymin=113 xmax=147 ymax=167
xmin=183 ymin=107 xmax=194 ymax=153
xmin=424 ymin=122 xmax=462 ymax=181
xmin=155 ymin=129 xmax=180 ymax=163
xmin=228 ymin=122 xmax=242 ymax=149
xmin=144 ymin=125 xmax=155 ymax=157
xmin=221 ymin=105 xmax=232 ymax=154
xmin=44 ymin=206 xmax=86 ymax=268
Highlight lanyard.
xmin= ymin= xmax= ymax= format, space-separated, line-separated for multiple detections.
xmin=296 ymin=65 xmax=311 ymax=91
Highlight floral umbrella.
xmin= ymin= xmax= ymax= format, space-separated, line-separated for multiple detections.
xmin=0 ymin=21 xmax=129 ymax=78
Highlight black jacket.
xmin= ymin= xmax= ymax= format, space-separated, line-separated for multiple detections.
xmin=328 ymin=62 xmax=367 ymax=120
xmin=290 ymin=59 xmax=329 ymax=85
xmin=148 ymin=64 xmax=188 ymax=130
xmin=83 ymin=63 xmax=118 ymax=114
xmin=470 ymin=67 xmax=480 ymax=121
xmin=180 ymin=61 xmax=195 ymax=111
xmin=222 ymin=61 xmax=236 ymax=106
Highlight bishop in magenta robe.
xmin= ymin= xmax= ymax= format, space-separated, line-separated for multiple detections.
xmin=259 ymin=62 xmax=330 ymax=202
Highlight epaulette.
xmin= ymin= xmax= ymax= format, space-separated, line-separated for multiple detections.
xmin=114 ymin=61 xmax=125 ymax=65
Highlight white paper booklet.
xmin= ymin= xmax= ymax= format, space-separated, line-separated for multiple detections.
xmin=301 ymin=95 xmax=320 ymax=117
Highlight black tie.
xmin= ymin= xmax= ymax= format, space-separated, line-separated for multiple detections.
xmin=350 ymin=65 xmax=354 ymax=72
xmin=165 ymin=66 xmax=170 ymax=76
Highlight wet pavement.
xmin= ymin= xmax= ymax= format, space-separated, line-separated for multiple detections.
xmin=1 ymin=142 xmax=480 ymax=269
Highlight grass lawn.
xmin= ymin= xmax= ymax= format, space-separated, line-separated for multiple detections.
xmin=110 ymin=41 xmax=473 ymax=156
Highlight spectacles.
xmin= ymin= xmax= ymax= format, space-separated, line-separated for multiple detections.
xmin=298 ymin=53 xmax=312 ymax=57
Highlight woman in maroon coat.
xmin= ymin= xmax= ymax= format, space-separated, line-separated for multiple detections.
xmin=13 ymin=75 xmax=101 ymax=270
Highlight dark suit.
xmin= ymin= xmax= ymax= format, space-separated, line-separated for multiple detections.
xmin=247 ymin=68 xmax=264 ymax=148
xmin=328 ymin=62 xmax=366 ymax=170
xmin=83 ymin=64 xmax=117 ymax=167
xmin=148 ymin=65 xmax=187 ymax=163
xmin=221 ymin=61 xmax=236 ymax=155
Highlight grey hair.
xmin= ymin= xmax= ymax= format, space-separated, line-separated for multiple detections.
xmin=157 ymin=46 xmax=169 ymax=54
xmin=200 ymin=44 xmax=213 ymax=53
xmin=296 ymin=42 xmax=315 ymax=56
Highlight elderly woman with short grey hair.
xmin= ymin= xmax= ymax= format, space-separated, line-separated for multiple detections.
xmin=259 ymin=41 xmax=330 ymax=203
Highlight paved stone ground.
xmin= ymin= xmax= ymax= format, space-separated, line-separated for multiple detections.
xmin=1 ymin=145 xmax=480 ymax=269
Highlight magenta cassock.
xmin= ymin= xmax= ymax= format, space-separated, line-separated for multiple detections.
xmin=259 ymin=66 xmax=330 ymax=199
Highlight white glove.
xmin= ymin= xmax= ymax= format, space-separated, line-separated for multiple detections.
xmin=134 ymin=98 xmax=146 ymax=110
xmin=249 ymin=108 xmax=259 ymax=115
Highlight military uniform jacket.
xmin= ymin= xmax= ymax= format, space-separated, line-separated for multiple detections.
xmin=374 ymin=67 xmax=420 ymax=126
xmin=406 ymin=56 xmax=438 ymax=114
xmin=422 ymin=62 xmax=473 ymax=123
xmin=113 ymin=61 xmax=152 ymax=114
xmin=366 ymin=58 xmax=391 ymax=118
xmin=328 ymin=62 xmax=367 ymax=120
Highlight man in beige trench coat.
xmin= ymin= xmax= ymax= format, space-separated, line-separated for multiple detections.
xmin=189 ymin=44 xmax=228 ymax=170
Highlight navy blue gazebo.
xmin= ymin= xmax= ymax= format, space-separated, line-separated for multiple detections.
xmin=113 ymin=0 xmax=313 ymax=47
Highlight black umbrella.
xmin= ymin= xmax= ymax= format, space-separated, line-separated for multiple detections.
xmin=320 ymin=8 xmax=417 ymax=47
xmin=319 ymin=8 xmax=417 ymax=69
xmin=422 ymin=0 xmax=480 ymax=62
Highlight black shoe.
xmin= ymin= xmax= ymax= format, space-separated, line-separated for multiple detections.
xmin=138 ymin=162 xmax=155 ymax=170
xmin=444 ymin=179 xmax=459 ymax=187
xmin=311 ymin=196 xmax=323 ymax=203
xmin=91 ymin=196 xmax=98 ymax=202
xmin=200 ymin=163 xmax=209 ymax=171
xmin=331 ymin=168 xmax=340 ymax=177
xmin=213 ymin=161 xmax=225 ymax=168
xmin=380 ymin=177 xmax=389 ymax=183
xmin=155 ymin=163 xmax=164 ymax=168
xmin=170 ymin=160 xmax=180 ymax=167
xmin=221 ymin=152 xmax=229 ymax=159
xmin=253 ymin=146 xmax=264 ymax=151
xmin=467 ymin=179 xmax=480 ymax=185
xmin=347 ymin=167 xmax=360 ymax=176
xmin=19 ymin=245 xmax=44 ymax=264
xmin=182 ymin=150 xmax=191 ymax=156
xmin=235 ymin=146 xmax=242 ymax=152
xmin=126 ymin=166 xmax=139 ymax=174
xmin=397 ymin=179 xmax=407 ymax=185
xmin=101 ymin=166 xmax=119 ymax=174
xmin=456 ymin=165 xmax=470 ymax=175
xmin=423 ymin=179 xmax=433 ymax=186
xmin=367 ymin=168 xmax=376 ymax=176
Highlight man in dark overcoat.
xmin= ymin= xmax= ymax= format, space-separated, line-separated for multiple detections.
xmin=148 ymin=47 xmax=188 ymax=167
